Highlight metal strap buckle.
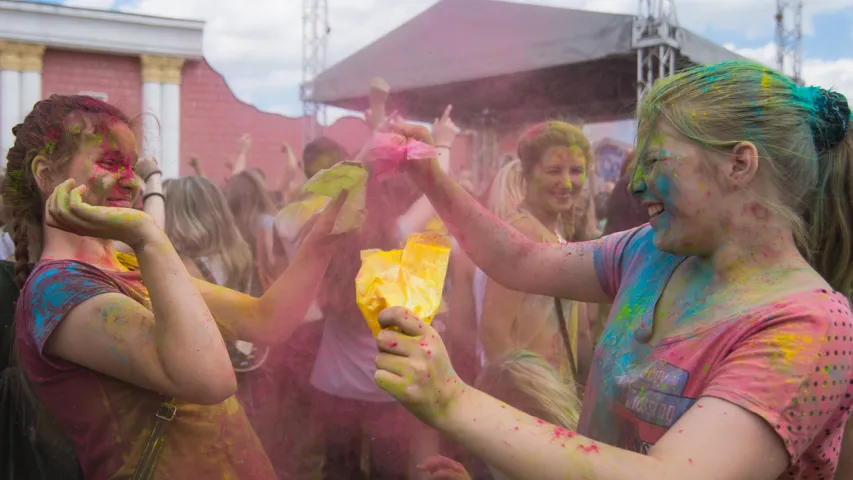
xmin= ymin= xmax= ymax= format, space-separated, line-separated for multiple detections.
xmin=155 ymin=402 xmax=176 ymax=421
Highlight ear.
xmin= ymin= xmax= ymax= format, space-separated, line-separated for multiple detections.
xmin=725 ymin=142 xmax=759 ymax=187
xmin=31 ymin=155 xmax=55 ymax=195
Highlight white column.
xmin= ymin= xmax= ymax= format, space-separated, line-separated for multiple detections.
xmin=20 ymin=71 xmax=41 ymax=117
xmin=0 ymin=70 xmax=20 ymax=161
xmin=160 ymin=83 xmax=180 ymax=179
xmin=0 ymin=41 xmax=22 ymax=163
xmin=140 ymin=55 xmax=184 ymax=178
xmin=141 ymin=81 xmax=162 ymax=161
xmin=19 ymin=44 xmax=46 ymax=122
xmin=158 ymin=57 xmax=184 ymax=180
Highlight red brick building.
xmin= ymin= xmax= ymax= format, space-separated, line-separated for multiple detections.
xmin=0 ymin=0 xmax=397 ymax=184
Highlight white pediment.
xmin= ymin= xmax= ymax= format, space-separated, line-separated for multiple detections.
xmin=0 ymin=0 xmax=203 ymax=59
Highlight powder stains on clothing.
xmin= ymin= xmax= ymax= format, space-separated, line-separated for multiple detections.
xmin=581 ymin=225 xmax=853 ymax=480
xmin=16 ymin=260 xmax=274 ymax=479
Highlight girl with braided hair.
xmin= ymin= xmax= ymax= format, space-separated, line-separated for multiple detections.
xmin=4 ymin=95 xmax=344 ymax=479
xmin=370 ymin=61 xmax=853 ymax=479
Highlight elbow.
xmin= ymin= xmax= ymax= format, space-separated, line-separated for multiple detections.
xmin=181 ymin=372 xmax=238 ymax=405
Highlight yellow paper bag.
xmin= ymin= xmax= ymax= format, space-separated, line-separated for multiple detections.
xmin=303 ymin=161 xmax=368 ymax=234
xmin=355 ymin=233 xmax=452 ymax=337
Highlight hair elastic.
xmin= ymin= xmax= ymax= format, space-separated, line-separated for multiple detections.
xmin=144 ymin=170 xmax=163 ymax=183
xmin=143 ymin=192 xmax=165 ymax=203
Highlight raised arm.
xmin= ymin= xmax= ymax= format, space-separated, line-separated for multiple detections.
xmin=44 ymin=181 xmax=235 ymax=404
xmin=230 ymin=133 xmax=251 ymax=177
xmin=192 ymin=194 xmax=346 ymax=345
xmin=397 ymin=125 xmax=606 ymax=303
xmin=375 ymin=308 xmax=791 ymax=480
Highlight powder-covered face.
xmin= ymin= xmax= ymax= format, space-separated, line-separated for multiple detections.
xmin=525 ymin=145 xmax=587 ymax=215
xmin=633 ymin=121 xmax=724 ymax=255
xmin=64 ymin=123 xmax=142 ymax=209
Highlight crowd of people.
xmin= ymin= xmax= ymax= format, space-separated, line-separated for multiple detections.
xmin=0 ymin=59 xmax=851 ymax=480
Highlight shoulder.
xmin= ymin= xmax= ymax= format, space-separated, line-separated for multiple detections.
xmin=749 ymin=288 xmax=852 ymax=336
xmin=19 ymin=260 xmax=123 ymax=352
xmin=508 ymin=213 xmax=552 ymax=242
xmin=25 ymin=259 xmax=116 ymax=293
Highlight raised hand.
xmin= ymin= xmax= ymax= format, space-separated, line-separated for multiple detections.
xmin=238 ymin=133 xmax=252 ymax=153
xmin=432 ymin=105 xmax=459 ymax=148
xmin=415 ymin=456 xmax=472 ymax=480
xmin=301 ymin=192 xmax=350 ymax=252
xmin=45 ymin=179 xmax=157 ymax=248
xmin=373 ymin=306 xmax=466 ymax=425
xmin=135 ymin=156 xmax=161 ymax=181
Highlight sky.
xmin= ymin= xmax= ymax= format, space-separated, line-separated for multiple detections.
xmin=33 ymin=0 xmax=853 ymax=143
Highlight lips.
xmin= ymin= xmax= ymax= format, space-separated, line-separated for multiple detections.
xmin=107 ymin=198 xmax=133 ymax=208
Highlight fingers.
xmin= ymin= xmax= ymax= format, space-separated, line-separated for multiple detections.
xmin=375 ymin=352 xmax=412 ymax=377
xmin=374 ymin=368 xmax=408 ymax=394
xmin=316 ymin=191 xmax=348 ymax=226
xmin=376 ymin=329 xmax=418 ymax=356
xmin=441 ymin=104 xmax=453 ymax=122
xmin=378 ymin=306 xmax=429 ymax=336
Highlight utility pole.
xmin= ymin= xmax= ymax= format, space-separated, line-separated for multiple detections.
xmin=301 ymin=0 xmax=330 ymax=147
xmin=775 ymin=0 xmax=803 ymax=85
xmin=632 ymin=0 xmax=682 ymax=104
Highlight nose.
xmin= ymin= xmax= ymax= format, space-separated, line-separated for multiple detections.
xmin=629 ymin=167 xmax=647 ymax=195
xmin=560 ymin=172 xmax=574 ymax=191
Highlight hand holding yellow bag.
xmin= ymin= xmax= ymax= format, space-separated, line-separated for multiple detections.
xmin=356 ymin=233 xmax=452 ymax=337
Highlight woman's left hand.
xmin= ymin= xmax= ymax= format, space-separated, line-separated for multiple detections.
xmin=374 ymin=306 xmax=467 ymax=426
xmin=300 ymin=192 xmax=351 ymax=252
xmin=136 ymin=156 xmax=160 ymax=182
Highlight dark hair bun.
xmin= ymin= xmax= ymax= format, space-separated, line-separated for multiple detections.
xmin=812 ymin=89 xmax=850 ymax=153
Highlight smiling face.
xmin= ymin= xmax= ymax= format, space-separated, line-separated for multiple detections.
xmin=525 ymin=145 xmax=587 ymax=215
xmin=57 ymin=122 xmax=142 ymax=209
xmin=632 ymin=121 xmax=733 ymax=255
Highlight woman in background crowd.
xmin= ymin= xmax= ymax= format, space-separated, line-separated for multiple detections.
xmin=225 ymin=169 xmax=282 ymax=295
xmin=478 ymin=122 xmax=594 ymax=386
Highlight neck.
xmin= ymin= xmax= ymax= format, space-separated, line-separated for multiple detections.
xmin=519 ymin=199 xmax=559 ymax=233
xmin=41 ymin=226 xmax=123 ymax=270
xmin=694 ymin=222 xmax=808 ymax=285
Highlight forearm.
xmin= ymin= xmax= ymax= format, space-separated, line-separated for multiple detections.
xmin=232 ymin=150 xmax=248 ymax=175
xmin=142 ymin=173 xmax=165 ymax=230
xmin=440 ymin=388 xmax=672 ymax=480
xmin=134 ymin=230 xmax=234 ymax=396
xmin=255 ymin=242 xmax=332 ymax=342
xmin=409 ymin=159 xmax=538 ymax=291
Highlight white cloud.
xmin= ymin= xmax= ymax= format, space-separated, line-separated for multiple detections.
xmin=76 ymin=0 xmax=853 ymax=118
xmin=726 ymin=42 xmax=853 ymax=99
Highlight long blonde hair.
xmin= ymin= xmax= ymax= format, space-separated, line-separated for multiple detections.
xmin=637 ymin=61 xmax=853 ymax=294
xmin=224 ymin=170 xmax=277 ymax=259
xmin=164 ymin=176 xmax=254 ymax=292
xmin=475 ymin=350 xmax=581 ymax=430
xmin=486 ymin=158 xmax=526 ymax=221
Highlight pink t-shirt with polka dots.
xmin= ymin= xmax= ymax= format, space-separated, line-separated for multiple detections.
xmin=580 ymin=225 xmax=853 ymax=480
